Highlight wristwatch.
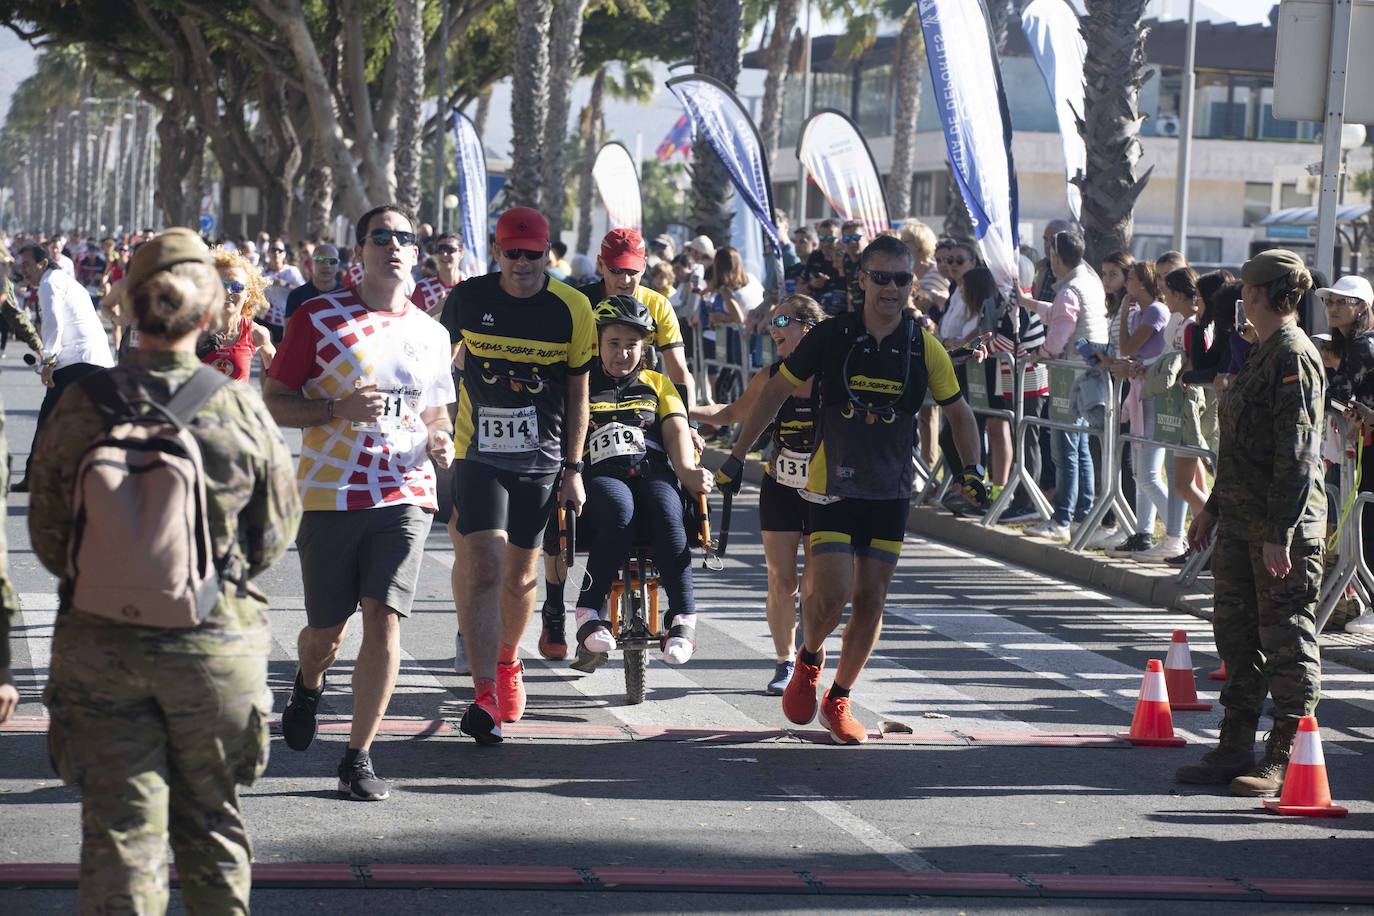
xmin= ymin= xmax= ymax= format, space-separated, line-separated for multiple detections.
xmin=563 ymin=460 xmax=585 ymax=474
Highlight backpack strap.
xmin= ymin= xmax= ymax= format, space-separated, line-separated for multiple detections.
xmin=163 ymin=366 xmax=231 ymax=427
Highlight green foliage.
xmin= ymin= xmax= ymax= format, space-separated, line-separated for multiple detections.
xmin=640 ymin=156 xmax=687 ymax=239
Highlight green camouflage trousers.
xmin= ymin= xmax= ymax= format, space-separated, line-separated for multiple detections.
xmin=44 ymin=625 xmax=270 ymax=916
xmin=1211 ymin=535 xmax=1322 ymax=722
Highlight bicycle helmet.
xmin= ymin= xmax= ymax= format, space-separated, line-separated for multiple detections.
xmin=593 ymin=294 xmax=656 ymax=336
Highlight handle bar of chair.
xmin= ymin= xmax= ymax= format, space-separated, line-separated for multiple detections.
xmin=559 ymin=501 xmax=576 ymax=569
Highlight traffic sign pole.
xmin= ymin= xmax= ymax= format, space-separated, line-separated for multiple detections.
xmin=1314 ymin=0 xmax=1354 ymax=328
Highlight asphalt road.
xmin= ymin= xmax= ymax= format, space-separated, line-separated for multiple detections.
xmin=0 ymin=353 xmax=1370 ymax=912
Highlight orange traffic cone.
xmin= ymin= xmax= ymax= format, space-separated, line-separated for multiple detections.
xmin=1163 ymin=630 xmax=1212 ymax=711
xmin=1117 ymin=660 xmax=1187 ymax=746
xmin=1208 ymin=661 xmax=1227 ymax=681
xmin=1263 ymin=716 xmax=1348 ymax=818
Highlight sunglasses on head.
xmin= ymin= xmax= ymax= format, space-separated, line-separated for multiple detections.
xmin=606 ymin=265 xmax=641 ymax=277
xmin=842 ymin=234 xmax=863 ymax=243
xmin=367 ymin=229 xmax=417 ymax=247
xmin=863 ymin=269 xmax=914 ymax=288
xmin=436 ymin=246 xmax=460 ymax=255
xmin=818 ymin=234 xmax=837 ymax=243
xmin=312 ymin=256 xmax=339 ymax=265
xmin=770 ymin=314 xmax=815 ymax=329
xmin=222 ymin=279 xmax=245 ymax=296
xmin=501 ymin=248 xmax=545 ymax=261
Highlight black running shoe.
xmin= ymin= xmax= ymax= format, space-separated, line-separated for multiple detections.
xmin=337 ymin=750 xmax=389 ymax=801
xmin=538 ymin=607 xmax=568 ymax=660
xmin=282 ymin=669 xmax=325 ymax=752
xmin=459 ymin=692 xmax=503 ymax=745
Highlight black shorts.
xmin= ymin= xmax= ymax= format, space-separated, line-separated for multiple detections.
xmin=807 ymin=496 xmax=910 ymax=564
xmin=759 ymin=474 xmax=810 ymax=534
xmin=452 ymin=459 xmax=559 ymax=550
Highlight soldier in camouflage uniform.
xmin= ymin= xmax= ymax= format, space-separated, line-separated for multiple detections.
xmin=29 ymin=228 xmax=302 ymax=915
xmin=1178 ymin=249 xmax=1326 ymax=796
xmin=0 ymin=271 xmax=43 ymax=356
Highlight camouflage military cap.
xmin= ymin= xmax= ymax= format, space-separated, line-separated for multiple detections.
xmin=125 ymin=227 xmax=213 ymax=293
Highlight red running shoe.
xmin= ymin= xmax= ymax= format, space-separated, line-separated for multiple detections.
xmin=782 ymin=648 xmax=824 ymax=725
xmin=819 ymin=691 xmax=868 ymax=745
xmin=497 ymin=659 xmax=526 ymax=723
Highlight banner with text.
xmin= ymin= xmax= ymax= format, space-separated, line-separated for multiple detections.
xmin=452 ymin=111 xmax=488 ymax=274
xmin=1022 ymin=0 xmax=1086 ymax=221
xmin=920 ymin=0 xmax=1021 ymax=292
xmin=796 ymin=110 xmax=891 ymax=239
xmin=592 ymin=142 xmax=643 ymax=231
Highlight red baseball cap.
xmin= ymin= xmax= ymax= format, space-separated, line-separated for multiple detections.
xmin=495 ymin=207 xmax=550 ymax=250
xmin=600 ymin=228 xmax=647 ymax=271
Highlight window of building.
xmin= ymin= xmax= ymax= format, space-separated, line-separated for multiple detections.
xmin=1132 ymin=234 xmax=1223 ymax=265
xmin=909 ymin=171 xmax=949 ymax=218
xmin=810 ymin=72 xmax=852 ymax=118
xmin=856 ymin=63 xmax=893 ymax=138
xmin=1244 ymin=182 xmax=1272 ymax=226
xmin=1280 ymin=181 xmax=1309 ymax=210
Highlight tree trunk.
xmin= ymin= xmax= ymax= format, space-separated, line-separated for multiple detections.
xmin=393 ymin=0 xmax=426 ymax=215
xmin=475 ymin=87 xmax=492 ymax=141
xmin=56 ymin=110 xmax=72 ymax=232
xmin=758 ymin=0 xmax=799 ymax=160
xmin=1074 ymin=0 xmax=1153 ymax=268
xmin=508 ymin=0 xmax=553 ymax=209
xmin=887 ymin=10 xmax=924 ymax=219
xmin=541 ymin=0 xmax=590 ymax=237
xmin=692 ymin=0 xmax=742 ymax=244
xmin=575 ymin=68 xmax=605 ymax=257
xmin=304 ymin=140 xmax=335 ymax=241
xmin=75 ymin=105 xmax=90 ymax=234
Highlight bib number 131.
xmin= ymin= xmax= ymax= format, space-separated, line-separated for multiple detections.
xmin=478 ymin=405 xmax=538 ymax=452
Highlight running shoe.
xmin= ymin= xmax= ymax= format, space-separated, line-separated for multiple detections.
xmin=460 ymin=690 xmax=503 ymax=745
xmin=782 ymin=649 xmax=825 ymax=725
xmin=570 ymin=645 xmax=609 ymax=673
xmin=453 ymin=631 xmax=470 ymax=676
xmin=998 ymin=506 xmax=1041 ymax=525
xmin=1104 ymin=532 xmax=1154 ymax=558
xmin=1136 ymin=535 xmax=1187 ymax=565
xmin=1023 ymin=518 xmax=1070 ymax=543
xmin=282 ymin=669 xmax=325 ymax=752
xmin=497 ymin=660 xmax=526 ymax=723
xmin=766 ymin=660 xmax=795 ymax=696
xmin=819 ymin=691 xmax=869 ymax=745
xmin=1083 ymin=525 xmax=1123 ymax=551
xmin=538 ymin=608 xmax=568 ymax=660
xmin=337 ymin=750 xmax=389 ymax=801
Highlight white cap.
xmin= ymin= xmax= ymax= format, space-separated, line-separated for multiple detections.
xmin=687 ymin=235 xmax=716 ymax=259
xmin=1316 ymin=275 xmax=1374 ymax=307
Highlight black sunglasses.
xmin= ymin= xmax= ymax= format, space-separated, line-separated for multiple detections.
xmin=367 ymin=229 xmax=417 ymax=247
xmin=436 ymin=246 xmax=460 ymax=255
xmin=606 ymin=265 xmax=640 ymax=277
xmin=501 ymin=248 xmax=545 ymax=261
xmin=818 ymin=234 xmax=837 ymax=243
xmin=863 ymin=269 xmax=914 ymax=288
xmin=939 ymin=256 xmax=968 ymax=267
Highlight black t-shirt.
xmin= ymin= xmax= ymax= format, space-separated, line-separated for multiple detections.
xmin=284 ymin=282 xmax=322 ymax=322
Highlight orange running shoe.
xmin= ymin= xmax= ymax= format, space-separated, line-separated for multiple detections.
xmin=819 ymin=690 xmax=868 ymax=745
xmin=782 ymin=649 xmax=824 ymax=725
xmin=497 ymin=660 xmax=526 ymax=723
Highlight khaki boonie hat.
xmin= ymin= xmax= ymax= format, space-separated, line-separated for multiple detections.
xmin=125 ymin=227 xmax=213 ymax=293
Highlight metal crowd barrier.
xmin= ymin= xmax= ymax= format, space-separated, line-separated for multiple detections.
xmin=687 ymin=309 xmax=764 ymax=447
xmin=1317 ymin=414 xmax=1365 ymax=627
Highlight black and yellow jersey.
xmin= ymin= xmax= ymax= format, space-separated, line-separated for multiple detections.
xmin=765 ymin=360 xmax=820 ymax=483
xmin=779 ymin=312 xmax=960 ymax=500
xmin=577 ymin=280 xmax=683 ymax=351
xmin=584 ymin=363 xmax=686 ymax=479
xmin=441 ymin=273 xmax=597 ymax=473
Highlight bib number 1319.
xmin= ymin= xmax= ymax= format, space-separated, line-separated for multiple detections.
xmin=478 ymin=405 xmax=538 ymax=452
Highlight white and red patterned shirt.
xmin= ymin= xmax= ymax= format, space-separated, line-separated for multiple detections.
xmin=410 ymin=275 xmax=458 ymax=317
xmin=268 ymin=287 xmax=456 ymax=512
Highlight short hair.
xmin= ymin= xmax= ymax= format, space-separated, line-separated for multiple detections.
xmin=793 ymin=226 xmax=817 ymax=244
xmin=859 ymin=234 xmax=914 ymax=269
xmin=817 ymin=218 xmax=839 ymax=232
xmin=840 ymin=219 xmax=864 ymax=235
xmin=355 ymin=204 xmax=414 ymax=247
xmin=16 ymin=243 xmax=46 ymax=267
xmin=898 ymin=220 xmax=938 ymax=262
xmin=1052 ymin=231 xmax=1085 ymax=269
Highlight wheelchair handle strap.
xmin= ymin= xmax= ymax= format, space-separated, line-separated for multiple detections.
xmin=717 ymin=490 xmax=733 ymax=558
xmin=559 ymin=500 xmax=576 ymax=569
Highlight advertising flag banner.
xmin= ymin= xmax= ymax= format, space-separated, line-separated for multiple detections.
xmin=592 ymin=142 xmax=643 ymax=231
xmin=796 ymin=109 xmax=891 ymax=239
xmin=920 ymin=0 xmax=1021 ymax=291
xmin=451 ymin=111 xmax=489 ymax=274
xmin=656 ymin=114 xmax=694 ymax=162
xmin=1022 ymin=0 xmax=1086 ymax=221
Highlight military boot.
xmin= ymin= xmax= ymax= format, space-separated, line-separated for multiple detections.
xmin=1230 ymin=718 xmax=1300 ymax=797
xmin=1175 ymin=708 xmax=1259 ymax=785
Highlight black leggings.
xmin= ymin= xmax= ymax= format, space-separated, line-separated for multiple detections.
xmin=576 ymin=473 xmax=693 ymax=621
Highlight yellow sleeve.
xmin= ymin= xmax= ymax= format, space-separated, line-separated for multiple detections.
xmin=642 ymin=289 xmax=683 ymax=349
xmin=649 ymin=371 xmax=686 ymax=420
xmin=567 ymin=295 xmax=598 ymax=373
xmin=922 ymin=328 xmax=962 ymax=404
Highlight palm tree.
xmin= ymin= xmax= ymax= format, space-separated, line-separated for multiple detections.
xmin=394 ymin=0 xmax=426 ymax=216
xmin=758 ymin=0 xmax=800 ymax=159
xmin=541 ymin=0 xmax=590 ymax=237
xmin=886 ymin=3 xmax=924 ymax=219
xmin=692 ymin=0 xmax=743 ymax=243
xmin=1074 ymin=0 xmax=1153 ymax=267
xmin=508 ymin=0 xmax=552 ymax=209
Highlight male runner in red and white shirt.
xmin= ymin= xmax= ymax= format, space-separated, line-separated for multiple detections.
xmin=409 ymin=232 xmax=464 ymax=316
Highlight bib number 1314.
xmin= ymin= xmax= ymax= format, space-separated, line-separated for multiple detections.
xmin=478 ymin=405 xmax=538 ymax=452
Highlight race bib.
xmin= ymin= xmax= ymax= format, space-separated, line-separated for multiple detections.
xmin=588 ymin=422 xmax=646 ymax=464
xmin=773 ymin=448 xmax=810 ymax=489
xmin=353 ymin=383 xmax=423 ymax=434
xmin=478 ymin=405 xmax=538 ymax=452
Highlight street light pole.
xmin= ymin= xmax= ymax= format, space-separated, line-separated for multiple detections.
xmin=434 ymin=0 xmax=449 ymax=235
xmin=1171 ymin=0 xmax=1197 ymax=256
xmin=1314 ymin=0 xmax=1354 ymax=321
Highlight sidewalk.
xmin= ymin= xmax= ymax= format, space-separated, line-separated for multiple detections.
xmin=704 ymin=447 xmax=1374 ymax=674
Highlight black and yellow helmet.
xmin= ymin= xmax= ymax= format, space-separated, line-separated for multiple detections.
xmin=593 ymin=294 xmax=656 ymax=336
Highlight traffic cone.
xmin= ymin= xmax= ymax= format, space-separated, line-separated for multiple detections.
xmin=1117 ymin=660 xmax=1187 ymax=747
xmin=1163 ymin=630 xmax=1212 ymax=711
xmin=1263 ymin=716 xmax=1348 ymax=818
xmin=1208 ymin=660 xmax=1227 ymax=681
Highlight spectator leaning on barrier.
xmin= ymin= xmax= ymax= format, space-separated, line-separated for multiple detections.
xmin=1179 ymin=249 xmax=1325 ymax=798
xmin=1019 ymin=230 xmax=1107 ymax=543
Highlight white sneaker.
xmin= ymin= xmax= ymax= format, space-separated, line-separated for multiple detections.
xmin=1083 ymin=526 xmax=1123 ymax=551
xmin=1136 ymin=535 xmax=1187 ymax=564
xmin=454 ymin=631 xmax=470 ymax=675
xmin=1024 ymin=518 xmax=1070 ymax=542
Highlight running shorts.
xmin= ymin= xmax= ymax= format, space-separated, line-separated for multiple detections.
xmin=452 ymin=459 xmax=559 ymax=550
xmin=807 ymin=496 xmax=910 ymax=564
xmin=297 ymin=505 xmax=431 ymax=626
xmin=759 ymin=473 xmax=810 ymax=534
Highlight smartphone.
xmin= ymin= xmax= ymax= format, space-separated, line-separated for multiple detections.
xmin=1235 ymin=298 xmax=1246 ymax=328
xmin=1074 ymin=337 xmax=1102 ymax=366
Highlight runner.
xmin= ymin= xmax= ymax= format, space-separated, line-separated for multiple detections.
xmin=440 ymin=206 xmax=596 ymax=744
xmin=203 ymin=246 xmax=275 ymax=380
xmin=690 ymin=294 xmax=826 ymax=694
xmin=263 ymin=205 xmax=457 ymax=800
xmin=716 ymin=235 xmax=988 ymax=744
xmin=259 ymin=238 xmax=305 ymax=344
xmin=410 ymin=232 xmax=464 ymax=317
xmin=570 ymin=295 xmax=712 ymax=672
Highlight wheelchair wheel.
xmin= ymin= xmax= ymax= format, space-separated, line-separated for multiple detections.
xmin=620 ymin=556 xmax=649 ymax=705
xmin=624 ymin=647 xmax=648 ymax=705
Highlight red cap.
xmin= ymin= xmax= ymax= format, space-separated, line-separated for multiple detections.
xmin=600 ymin=228 xmax=647 ymax=271
xmin=495 ymin=207 xmax=550 ymax=250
